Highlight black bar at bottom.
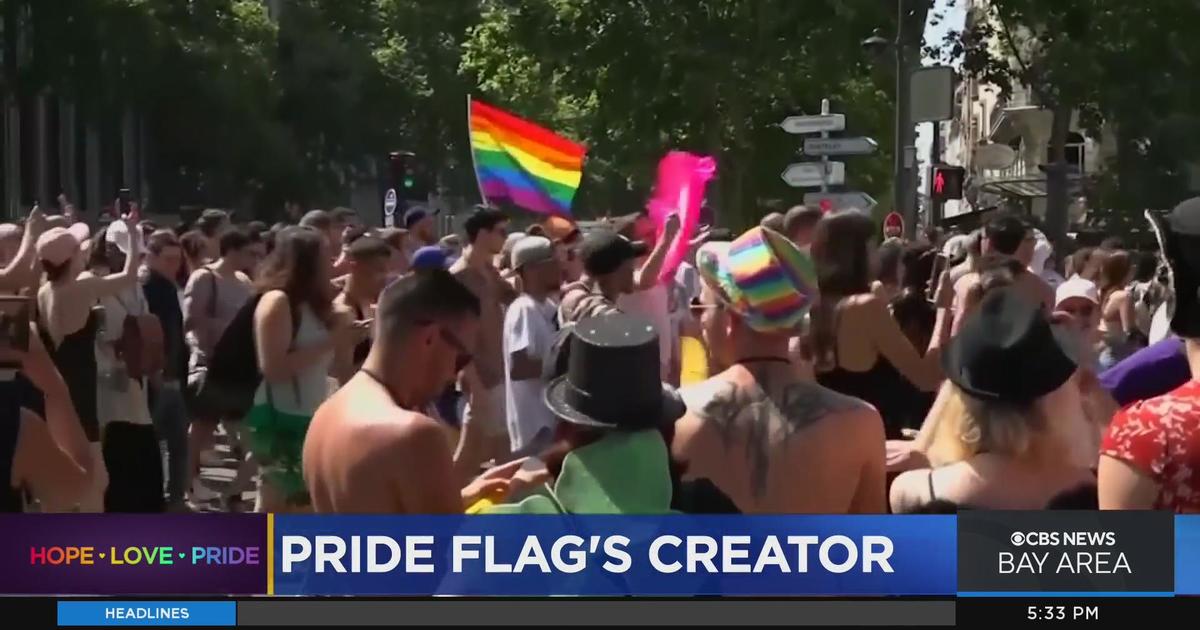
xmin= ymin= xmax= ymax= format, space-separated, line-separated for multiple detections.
xmin=957 ymin=597 xmax=1198 ymax=628
xmin=237 ymin=599 xmax=955 ymax=626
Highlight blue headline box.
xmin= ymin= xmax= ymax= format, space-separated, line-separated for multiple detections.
xmin=273 ymin=515 xmax=957 ymax=596
xmin=57 ymin=601 xmax=235 ymax=626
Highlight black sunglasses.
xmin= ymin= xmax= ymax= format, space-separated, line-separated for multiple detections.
xmin=438 ymin=326 xmax=473 ymax=372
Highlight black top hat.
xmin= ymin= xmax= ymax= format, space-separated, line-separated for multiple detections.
xmin=544 ymin=313 xmax=686 ymax=430
xmin=942 ymin=287 xmax=1080 ymax=403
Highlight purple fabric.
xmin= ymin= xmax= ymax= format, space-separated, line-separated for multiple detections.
xmin=1098 ymin=336 xmax=1191 ymax=407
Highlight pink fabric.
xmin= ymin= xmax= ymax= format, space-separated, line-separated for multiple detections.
xmin=647 ymin=151 xmax=716 ymax=284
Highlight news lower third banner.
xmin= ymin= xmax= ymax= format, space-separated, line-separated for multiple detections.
xmin=0 ymin=514 xmax=1196 ymax=597
xmin=273 ymin=515 xmax=956 ymax=596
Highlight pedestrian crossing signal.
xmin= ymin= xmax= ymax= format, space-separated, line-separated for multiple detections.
xmin=931 ymin=165 xmax=965 ymax=201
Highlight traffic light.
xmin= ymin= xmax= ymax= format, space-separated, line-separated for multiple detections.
xmin=930 ymin=165 xmax=965 ymax=202
xmin=387 ymin=151 xmax=429 ymax=201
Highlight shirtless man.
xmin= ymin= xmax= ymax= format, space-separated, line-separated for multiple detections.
xmin=450 ymin=208 xmax=516 ymax=465
xmin=304 ymin=269 xmax=519 ymax=513
xmin=673 ymin=228 xmax=886 ymax=514
xmin=332 ymin=236 xmax=391 ymax=381
xmin=953 ymin=215 xmax=1053 ymax=331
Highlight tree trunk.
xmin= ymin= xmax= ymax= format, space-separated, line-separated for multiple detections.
xmin=1043 ymin=103 xmax=1072 ymax=250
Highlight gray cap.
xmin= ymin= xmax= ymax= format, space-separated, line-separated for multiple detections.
xmin=511 ymin=235 xmax=555 ymax=270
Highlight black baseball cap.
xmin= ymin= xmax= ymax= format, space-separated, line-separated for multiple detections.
xmin=580 ymin=229 xmax=648 ymax=276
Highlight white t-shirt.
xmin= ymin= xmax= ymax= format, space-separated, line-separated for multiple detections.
xmin=503 ymin=294 xmax=558 ymax=452
xmin=618 ymin=283 xmax=672 ymax=378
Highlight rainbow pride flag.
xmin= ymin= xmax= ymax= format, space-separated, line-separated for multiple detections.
xmin=469 ymin=99 xmax=586 ymax=216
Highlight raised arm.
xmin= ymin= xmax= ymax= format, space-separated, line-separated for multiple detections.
xmin=79 ymin=220 xmax=141 ymax=299
xmin=634 ymin=213 xmax=681 ymax=292
xmin=0 ymin=207 xmax=45 ymax=292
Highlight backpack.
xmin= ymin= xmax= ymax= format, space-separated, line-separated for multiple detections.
xmin=112 ymin=295 xmax=165 ymax=381
xmin=192 ymin=292 xmax=299 ymax=420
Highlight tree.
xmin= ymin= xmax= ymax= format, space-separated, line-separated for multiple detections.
xmin=463 ymin=0 xmax=911 ymax=228
xmin=943 ymin=0 xmax=1200 ymax=244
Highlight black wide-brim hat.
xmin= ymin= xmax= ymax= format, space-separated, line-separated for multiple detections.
xmin=545 ymin=313 xmax=687 ymax=430
xmin=942 ymin=287 xmax=1080 ymax=403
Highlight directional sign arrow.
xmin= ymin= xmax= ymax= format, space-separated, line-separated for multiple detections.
xmin=780 ymin=114 xmax=846 ymax=135
xmin=781 ymin=162 xmax=846 ymax=188
xmin=802 ymin=136 xmax=878 ymax=157
xmin=803 ymin=191 xmax=877 ymax=214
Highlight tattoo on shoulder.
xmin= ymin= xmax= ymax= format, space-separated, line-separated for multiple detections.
xmin=696 ymin=371 xmax=863 ymax=498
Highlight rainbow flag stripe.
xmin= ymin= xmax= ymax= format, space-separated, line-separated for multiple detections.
xmin=470 ymin=99 xmax=586 ymax=216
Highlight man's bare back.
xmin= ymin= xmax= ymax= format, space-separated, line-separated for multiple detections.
xmin=449 ymin=261 xmax=510 ymax=389
xmin=304 ymin=373 xmax=463 ymax=514
xmin=673 ymin=364 xmax=886 ymax=514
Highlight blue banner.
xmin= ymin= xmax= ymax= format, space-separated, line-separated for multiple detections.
xmin=273 ymin=515 xmax=956 ymax=596
xmin=1176 ymin=516 xmax=1200 ymax=594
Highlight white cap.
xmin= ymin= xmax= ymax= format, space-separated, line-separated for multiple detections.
xmin=510 ymin=236 xmax=555 ymax=270
xmin=1055 ymin=276 xmax=1099 ymax=309
xmin=105 ymin=219 xmax=143 ymax=256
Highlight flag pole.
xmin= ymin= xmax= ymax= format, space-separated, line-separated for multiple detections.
xmin=466 ymin=94 xmax=488 ymax=207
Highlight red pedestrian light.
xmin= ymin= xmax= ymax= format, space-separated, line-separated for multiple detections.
xmin=930 ymin=165 xmax=964 ymax=201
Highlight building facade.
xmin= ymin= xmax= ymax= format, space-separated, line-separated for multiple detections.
xmin=940 ymin=0 xmax=1112 ymax=228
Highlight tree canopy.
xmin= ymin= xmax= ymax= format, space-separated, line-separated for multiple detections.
xmin=6 ymin=0 xmax=919 ymax=226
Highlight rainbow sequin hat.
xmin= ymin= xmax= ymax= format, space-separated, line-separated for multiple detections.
xmin=696 ymin=226 xmax=819 ymax=333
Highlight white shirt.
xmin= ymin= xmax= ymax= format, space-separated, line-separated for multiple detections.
xmin=96 ymin=282 xmax=153 ymax=426
xmin=503 ymin=294 xmax=558 ymax=452
xmin=618 ymin=283 xmax=673 ymax=378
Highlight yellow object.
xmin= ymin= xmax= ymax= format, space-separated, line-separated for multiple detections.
xmin=465 ymin=498 xmax=495 ymax=514
xmin=680 ymin=336 xmax=709 ymax=385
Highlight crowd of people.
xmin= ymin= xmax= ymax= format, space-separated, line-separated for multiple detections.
xmin=1 ymin=191 xmax=1198 ymax=516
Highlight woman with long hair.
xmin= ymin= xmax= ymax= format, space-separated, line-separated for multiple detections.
xmin=1095 ymin=250 xmax=1138 ymax=369
xmin=809 ymin=212 xmax=954 ymax=439
xmin=890 ymin=289 xmax=1098 ymax=512
xmin=246 ymin=226 xmax=366 ymax=512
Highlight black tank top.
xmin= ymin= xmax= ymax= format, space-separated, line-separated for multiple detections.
xmin=0 ymin=377 xmax=30 ymax=512
xmin=40 ymin=309 xmax=101 ymax=442
xmin=815 ymin=304 xmax=928 ymax=439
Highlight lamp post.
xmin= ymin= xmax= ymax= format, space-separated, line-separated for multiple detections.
xmin=863 ymin=0 xmax=913 ymax=237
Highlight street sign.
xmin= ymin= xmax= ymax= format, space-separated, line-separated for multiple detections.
xmin=802 ymin=136 xmax=878 ymax=157
xmin=384 ymin=188 xmax=398 ymax=216
xmin=383 ymin=188 xmax=398 ymax=227
xmin=911 ymin=66 xmax=956 ymax=123
xmin=781 ymin=162 xmax=845 ymax=188
xmin=780 ymin=114 xmax=846 ymax=135
xmin=803 ymin=192 xmax=877 ymax=214
xmin=883 ymin=211 xmax=904 ymax=238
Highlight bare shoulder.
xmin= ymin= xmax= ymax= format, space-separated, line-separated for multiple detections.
xmin=841 ymin=292 xmax=889 ymax=321
xmin=354 ymin=409 xmax=447 ymax=461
